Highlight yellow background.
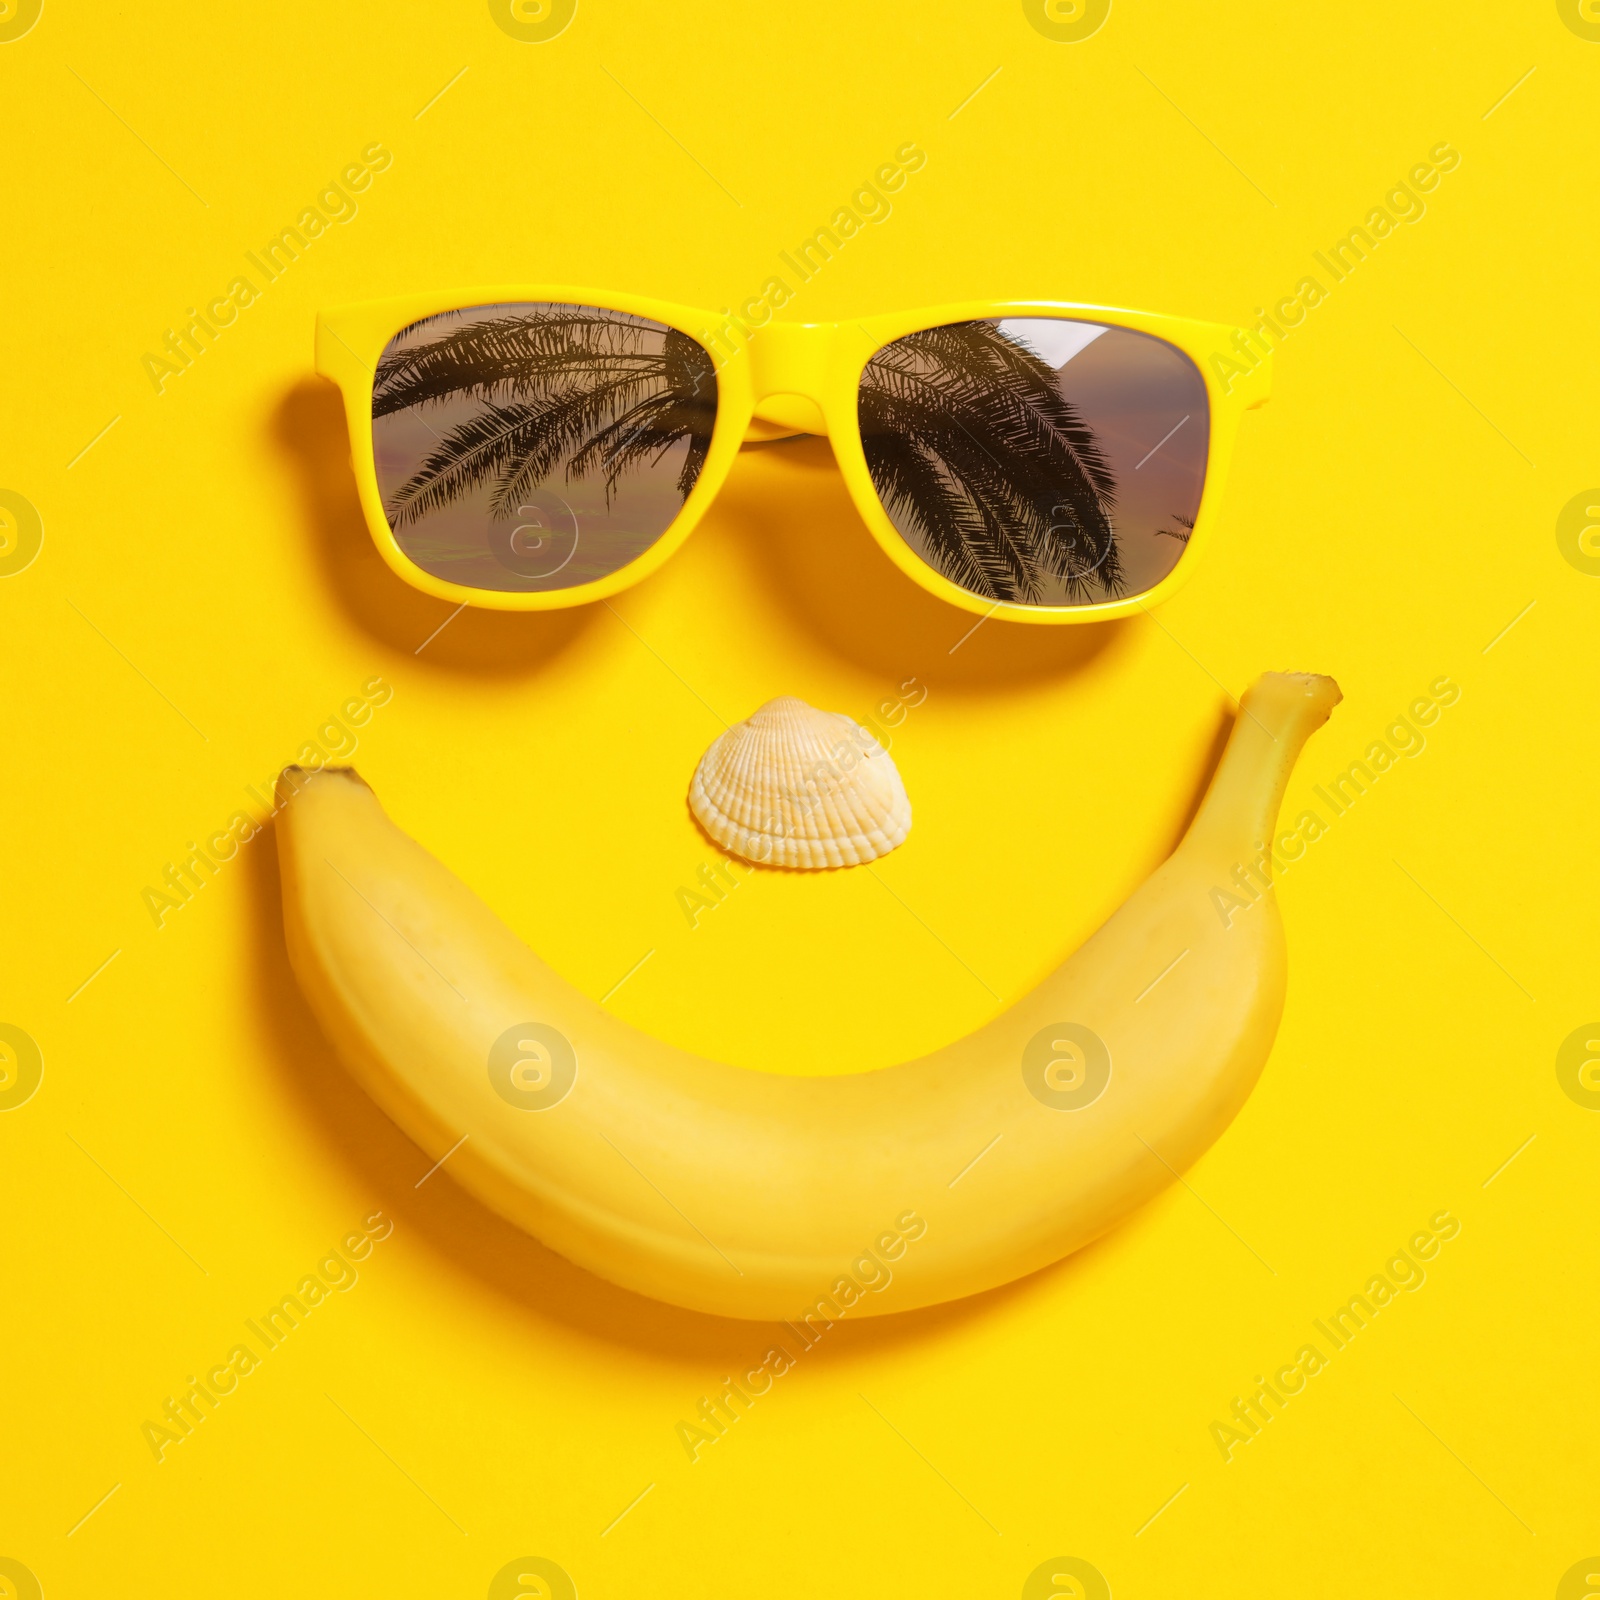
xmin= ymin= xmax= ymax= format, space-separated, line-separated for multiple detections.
xmin=3 ymin=2 xmax=1597 ymax=1594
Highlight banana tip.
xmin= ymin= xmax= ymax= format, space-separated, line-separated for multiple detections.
xmin=1282 ymin=671 xmax=1342 ymax=706
xmin=275 ymin=764 xmax=370 ymax=806
xmin=1252 ymin=671 xmax=1343 ymax=712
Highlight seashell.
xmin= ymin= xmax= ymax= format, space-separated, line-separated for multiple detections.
xmin=689 ymin=697 xmax=912 ymax=869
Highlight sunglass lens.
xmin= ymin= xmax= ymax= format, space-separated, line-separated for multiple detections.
xmin=858 ymin=318 xmax=1209 ymax=606
xmin=372 ymin=302 xmax=718 ymax=592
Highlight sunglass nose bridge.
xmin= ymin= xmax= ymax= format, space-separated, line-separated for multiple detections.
xmin=741 ymin=321 xmax=835 ymax=442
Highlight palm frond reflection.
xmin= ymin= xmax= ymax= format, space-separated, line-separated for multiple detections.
xmin=371 ymin=303 xmax=716 ymax=592
xmin=860 ymin=321 xmax=1122 ymax=605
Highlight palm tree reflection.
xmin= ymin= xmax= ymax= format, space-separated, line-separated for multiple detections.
xmin=374 ymin=308 xmax=1125 ymax=605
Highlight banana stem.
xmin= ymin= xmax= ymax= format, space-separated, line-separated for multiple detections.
xmin=1181 ymin=673 xmax=1342 ymax=873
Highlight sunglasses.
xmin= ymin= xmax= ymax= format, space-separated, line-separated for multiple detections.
xmin=316 ymin=289 xmax=1270 ymax=625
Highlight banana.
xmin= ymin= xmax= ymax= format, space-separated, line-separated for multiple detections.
xmin=276 ymin=672 xmax=1339 ymax=1320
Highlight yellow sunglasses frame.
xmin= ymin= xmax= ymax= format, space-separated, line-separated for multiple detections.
xmin=316 ymin=288 xmax=1271 ymax=625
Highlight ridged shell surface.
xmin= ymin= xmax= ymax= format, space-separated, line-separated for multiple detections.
xmin=689 ymin=697 xmax=912 ymax=868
